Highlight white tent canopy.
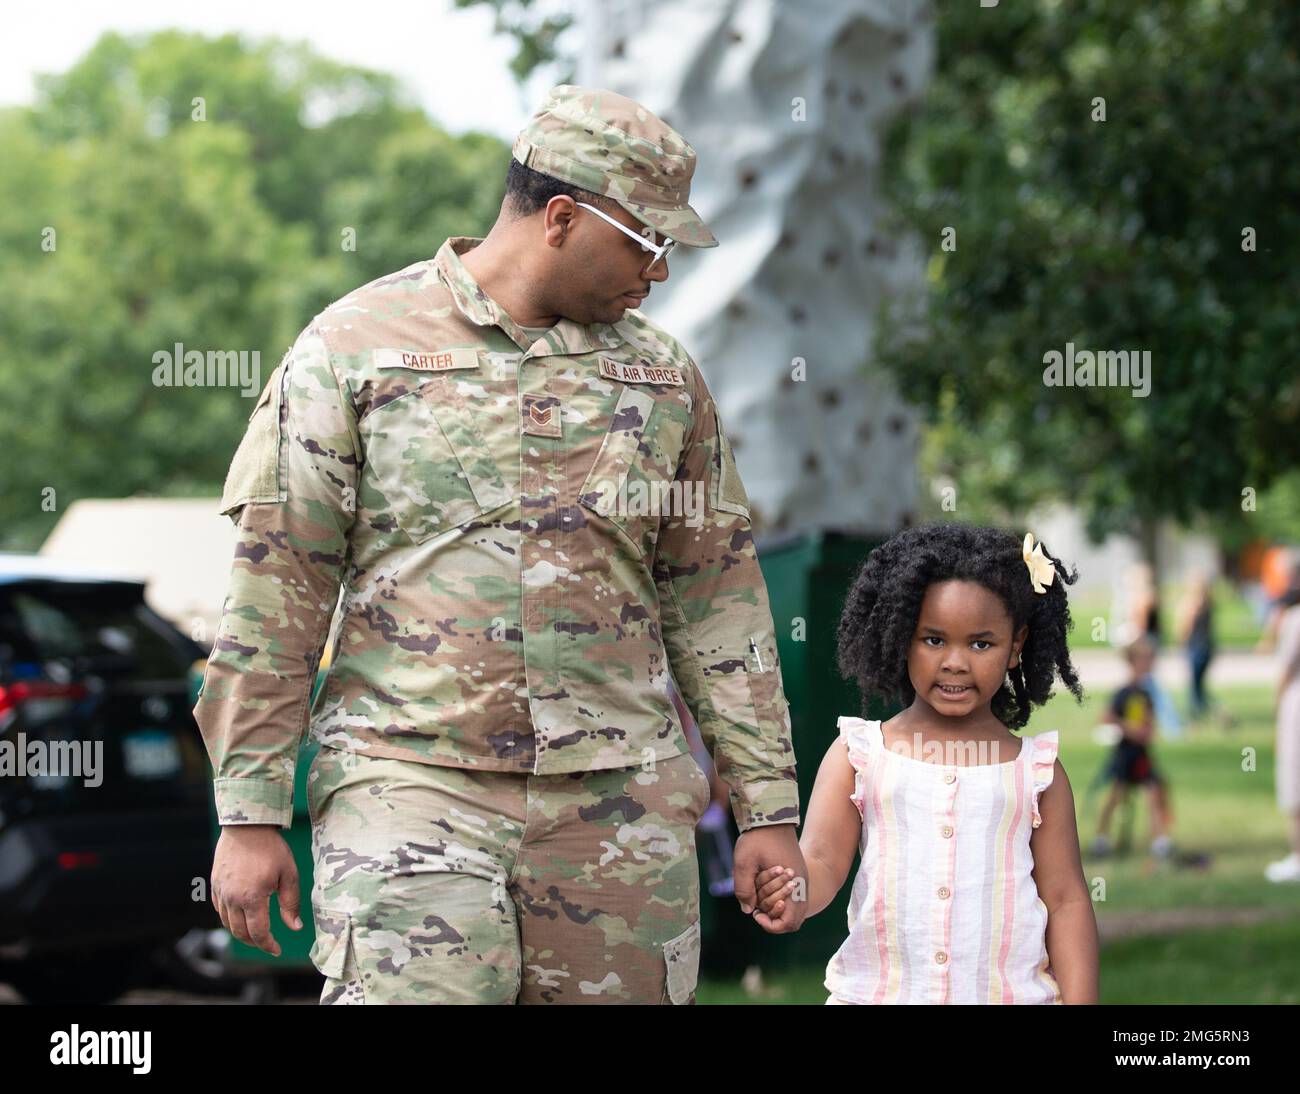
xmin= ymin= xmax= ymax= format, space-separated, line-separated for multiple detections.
xmin=40 ymin=498 xmax=243 ymax=650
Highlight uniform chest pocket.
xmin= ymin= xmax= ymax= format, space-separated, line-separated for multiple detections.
xmin=360 ymin=381 xmax=511 ymax=545
xmin=578 ymin=386 xmax=688 ymax=558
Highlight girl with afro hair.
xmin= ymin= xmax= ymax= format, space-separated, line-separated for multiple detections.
xmin=753 ymin=522 xmax=1098 ymax=1004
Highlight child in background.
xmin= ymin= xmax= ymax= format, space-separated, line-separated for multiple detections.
xmin=754 ymin=523 xmax=1098 ymax=1004
xmin=1090 ymin=636 xmax=1175 ymax=859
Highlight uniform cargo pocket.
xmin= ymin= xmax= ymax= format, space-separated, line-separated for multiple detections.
xmin=219 ymin=360 xmax=288 ymax=518
xmin=360 ymin=380 xmax=510 ymax=545
xmin=310 ymin=904 xmax=365 ymax=1003
xmin=662 ymin=919 xmax=701 ymax=1005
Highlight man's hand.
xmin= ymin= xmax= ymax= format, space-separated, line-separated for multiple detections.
xmin=211 ymin=825 xmax=303 ymax=957
xmin=733 ymin=823 xmax=807 ymax=933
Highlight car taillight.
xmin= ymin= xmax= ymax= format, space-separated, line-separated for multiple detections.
xmin=57 ymin=851 xmax=101 ymax=869
xmin=0 ymin=681 xmax=89 ymax=717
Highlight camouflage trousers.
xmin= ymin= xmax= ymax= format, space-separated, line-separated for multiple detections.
xmin=305 ymin=744 xmax=711 ymax=1004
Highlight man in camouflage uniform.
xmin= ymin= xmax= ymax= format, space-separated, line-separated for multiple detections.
xmin=195 ymin=84 xmax=806 ymax=1004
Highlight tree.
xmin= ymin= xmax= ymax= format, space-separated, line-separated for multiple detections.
xmin=874 ymin=0 xmax=1300 ymax=566
xmin=451 ymin=0 xmax=576 ymax=84
xmin=0 ymin=31 xmax=506 ymax=548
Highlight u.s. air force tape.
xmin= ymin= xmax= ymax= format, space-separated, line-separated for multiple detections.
xmin=598 ymin=356 xmax=684 ymax=386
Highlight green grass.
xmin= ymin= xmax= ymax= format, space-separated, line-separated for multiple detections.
xmin=698 ymin=682 xmax=1298 ymax=1004
xmin=1099 ymin=920 xmax=1300 ymax=1004
xmin=1050 ymin=683 xmax=1293 ymax=917
xmin=700 ymin=918 xmax=1300 ymax=1003
xmin=699 ymin=966 xmax=831 ymax=1005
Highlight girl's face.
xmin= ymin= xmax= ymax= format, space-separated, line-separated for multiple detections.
xmin=907 ymin=579 xmax=1028 ymax=719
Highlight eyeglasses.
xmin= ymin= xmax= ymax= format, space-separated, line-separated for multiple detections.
xmin=574 ymin=201 xmax=677 ymax=272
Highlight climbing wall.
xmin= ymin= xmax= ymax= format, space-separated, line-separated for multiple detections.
xmin=580 ymin=0 xmax=935 ymax=537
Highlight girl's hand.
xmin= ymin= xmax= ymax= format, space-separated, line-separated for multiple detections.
xmin=755 ymin=865 xmax=800 ymax=917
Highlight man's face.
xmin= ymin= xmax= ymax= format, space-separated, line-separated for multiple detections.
xmin=542 ymin=196 xmax=673 ymax=325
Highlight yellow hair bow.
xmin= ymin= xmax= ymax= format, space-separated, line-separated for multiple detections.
xmin=1022 ymin=532 xmax=1055 ymax=595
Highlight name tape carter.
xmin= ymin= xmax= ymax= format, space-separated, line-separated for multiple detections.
xmin=376 ymin=348 xmax=480 ymax=372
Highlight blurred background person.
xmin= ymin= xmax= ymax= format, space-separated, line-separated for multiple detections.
xmin=1125 ymin=561 xmax=1183 ymax=739
xmin=1256 ymin=550 xmax=1300 ymax=654
xmin=1176 ymin=568 xmax=1232 ymax=730
xmin=1129 ymin=562 xmax=1162 ymax=650
xmin=1266 ymin=584 xmax=1300 ymax=882
xmin=1090 ymin=636 xmax=1175 ymax=860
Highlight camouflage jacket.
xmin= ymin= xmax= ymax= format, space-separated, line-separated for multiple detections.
xmin=194 ymin=236 xmax=799 ymax=832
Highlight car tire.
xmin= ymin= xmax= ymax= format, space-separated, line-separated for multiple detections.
xmin=6 ymin=947 xmax=143 ymax=1005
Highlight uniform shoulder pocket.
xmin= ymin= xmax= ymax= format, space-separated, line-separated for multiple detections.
xmin=219 ymin=359 xmax=288 ymax=518
xmin=698 ymin=639 xmax=796 ymax=773
xmin=743 ymin=639 xmax=796 ymax=769
xmin=709 ymin=404 xmax=750 ymax=518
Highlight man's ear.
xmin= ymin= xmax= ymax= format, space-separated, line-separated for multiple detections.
xmin=544 ymin=195 xmax=577 ymax=248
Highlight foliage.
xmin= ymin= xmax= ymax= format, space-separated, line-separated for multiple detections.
xmin=452 ymin=0 xmax=576 ymax=84
xmin=876 ymin=0 xmax=1300 ymax=553
xmin=0 ymin=31 xmax=507 ymax=548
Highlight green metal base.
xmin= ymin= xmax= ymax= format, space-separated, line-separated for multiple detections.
xmin=699 ymin=529 xmax=895 ymax=975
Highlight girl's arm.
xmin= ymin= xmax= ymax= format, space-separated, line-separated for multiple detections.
xmin=1030 ymin=759 xmax=1100 ymax=1004
xmin=797 ymin=738 xmax=865 ymax=917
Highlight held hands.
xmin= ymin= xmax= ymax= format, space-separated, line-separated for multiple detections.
xmin=733 ymin=824 xmax=808 ymax=934
xmin=755 ymin=866 xmax=803 ymax=925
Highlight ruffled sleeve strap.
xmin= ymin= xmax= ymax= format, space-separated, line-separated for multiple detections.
xmin=838 ymin=716 xmax=874 ymax=820
xmin=1029 ymin=730 xmax=1060 ymax=829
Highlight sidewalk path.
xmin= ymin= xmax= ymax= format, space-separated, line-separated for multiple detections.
xmin=1071 ymin=648 xmax=1279 ymax=691
xmin=1096 ymin=905 xmax=1296 ymax=943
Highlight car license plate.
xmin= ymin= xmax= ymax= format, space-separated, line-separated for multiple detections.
xmin=123 ymin=730 xmax=182 ymax=779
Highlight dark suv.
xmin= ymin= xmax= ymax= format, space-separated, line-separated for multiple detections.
xmin=0 ymin=556 xmax=217 ymax=1003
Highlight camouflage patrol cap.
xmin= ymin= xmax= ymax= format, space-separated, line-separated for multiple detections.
xmin=511 ymin=84 xmax=718 ymax=248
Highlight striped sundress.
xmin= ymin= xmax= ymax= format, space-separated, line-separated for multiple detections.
xmin=824 ymin=716 xmax=1063 ymax=1005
